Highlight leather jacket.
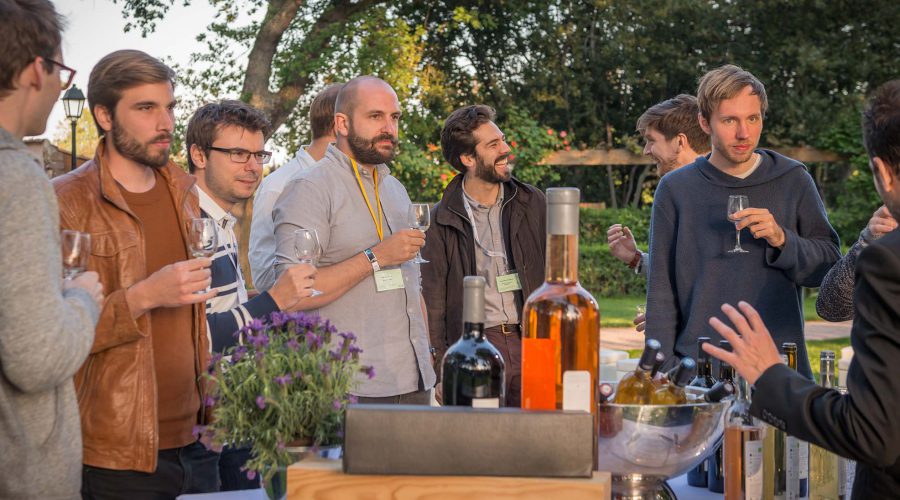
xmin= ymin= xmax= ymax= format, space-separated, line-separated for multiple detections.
xmin=52 ymin=141 xmax=209 ymax=472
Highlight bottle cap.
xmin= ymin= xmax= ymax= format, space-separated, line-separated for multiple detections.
xmin=638 ymin=339 xmax=662 ymax=370
xmin=650 ymin=352 xmax=666 ymax=377
xmin=462 ymin=276 xmax=486 ymax=324
xmin=672 ymin=357 xmax=697 ymax=387
xmin=704 ymin=380 xmax=735 ymax=402
xmin=718 ymin=339 xmax=731 ymax=351
xmin=546 ymin=187 xmax=580 ymax=235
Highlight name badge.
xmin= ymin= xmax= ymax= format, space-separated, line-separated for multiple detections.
xmin=374 ymin=268 xmax=404 ymax=292
xmin=496 ymin=272 xmax=522 ymax=293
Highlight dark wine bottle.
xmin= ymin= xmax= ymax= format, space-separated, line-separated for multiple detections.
xmin=688 ymin=337 xmax=715 ymax=487
xmin=708 ymin=340 xmax=735 ymax=493
xmin=441 ymin=276 xmax=506 ymax=407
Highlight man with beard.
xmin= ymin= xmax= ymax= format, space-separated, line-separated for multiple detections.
xmin=420 ymin=105 xmax=545 ymax=407
xmin=645 ymin=65 xmax=840 ymax=377
xmin=53 ymin=50 xmax=220 ymax=497
xmin=607 ymin=95 xmax=710 ymax=278
xmin=185 ymin=100 xmax=318 ymax=490
xmin=272 ymin=75 xmax=435 ymax=403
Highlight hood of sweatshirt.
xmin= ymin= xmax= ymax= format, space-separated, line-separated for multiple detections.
xmin=692 ymin=148 xmax=806 ymax=188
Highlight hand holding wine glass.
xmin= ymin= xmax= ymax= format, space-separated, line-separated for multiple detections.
xmin=61 ymin=229 xmax=91 ymax=279
xmin=188 ymin=218 xmax=218 ymax=293
xmin=727 ymin=195 xmax=750 ymax=253
xmin=409 ymin=203 xmax=430 ymax=264
xmin=294 ymin=229 xmax=324 ymax=297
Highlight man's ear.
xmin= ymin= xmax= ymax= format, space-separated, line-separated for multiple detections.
xmin=676 ymin=133 xmax=689 ymax=152
xmin=872 ymin=157 xmax=896 ymax=193
xmin=459 ymin=152 xmax=476 ymax=171
xmin=189 ymin=144 xmax=208 ymax=171
xmin=93 ymin=105 xmax=114 ymax=135
xmin=334 ymin=113 xmax=349 ymax=138
xmin=698 ymin=113 xmax=713 ymax=135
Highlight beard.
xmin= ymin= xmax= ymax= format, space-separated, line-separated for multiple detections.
xmin=111 ymin=120 xmax=171 ymax=169
xmin=347 ymin=123 xmax=398 ymax=165
xmin=655 ymin=155 xmax=680 ymax=177
xmin=474 ymin=152 xmax=512 ymax=184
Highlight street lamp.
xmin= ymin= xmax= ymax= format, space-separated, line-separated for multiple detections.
xmin=62 ymin=84 xmax=85 ymax=171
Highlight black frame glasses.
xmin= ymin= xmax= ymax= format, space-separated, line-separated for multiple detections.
xmin=44 ymin=58 xmax=76 ymax=90
xmin=208 ymin=146 xmax=273 ymax=164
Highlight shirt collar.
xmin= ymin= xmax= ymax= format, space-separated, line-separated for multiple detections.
xmin=461 ymin=176 xmax=503 ymax=210
xmin=197 ymin=186 xmax=236 ymax=229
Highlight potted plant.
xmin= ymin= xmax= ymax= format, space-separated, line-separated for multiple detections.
xmin=195 ymin=311 xmax=372 ymax=497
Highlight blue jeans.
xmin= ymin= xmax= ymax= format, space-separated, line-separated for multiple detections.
xmin=81 ymin=441 xmax=219 ymax=499
xmin=218 ymin=445 xmax=260 ymax=491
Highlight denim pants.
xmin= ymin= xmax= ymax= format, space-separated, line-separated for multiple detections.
xmin=81 ymin=441 xmax=219 ymax=500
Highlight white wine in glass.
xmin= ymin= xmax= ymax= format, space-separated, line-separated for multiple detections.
xmin=410 ymin=203 xmax=430 ymax=264
xmin=61 ymin=229 xmax=91 ymax=279
xmin=727 ymin=195 xmax=750 ymax=254
xmin=294 ymin=228 xmax=323 ymax=297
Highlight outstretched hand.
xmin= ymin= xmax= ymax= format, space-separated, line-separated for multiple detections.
xmin=702 ymin=301 xmax=783 ymax=385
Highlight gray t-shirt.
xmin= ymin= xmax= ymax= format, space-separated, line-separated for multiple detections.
xmin=272 ymin=144 xmax=435 ymax=397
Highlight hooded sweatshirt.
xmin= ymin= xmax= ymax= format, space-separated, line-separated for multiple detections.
xmin=645 ymin=149 xmax=840 ymax=378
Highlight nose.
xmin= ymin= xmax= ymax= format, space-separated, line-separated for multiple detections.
xmin=735 ymin=120 xmax=749 ymax=139
xmin=643 ymin=143 xmax=652 ymax=156
xmin=500 ymin=140 xmax=512 ymax=155
xmin=159 ymin=108 xmax=175 ymax=133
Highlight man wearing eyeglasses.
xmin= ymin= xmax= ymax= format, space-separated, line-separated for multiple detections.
xmin=184 ymin=100 xmax=318 ymax=490
xmin=0 ymin=0 xmax=103 ymax=497
xmin=53 ymin=50 xmax=221 ymax=498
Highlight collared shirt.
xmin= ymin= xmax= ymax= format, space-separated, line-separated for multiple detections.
xmin=249 ymin=145 xmax=317 ymax=292
xmin=199 ymin=187 xmax=278 ymax=353
xmin=461 ymin=182 xmax=520 ymax=328
xmin=271 ymin=144 xmax=435 ymax=397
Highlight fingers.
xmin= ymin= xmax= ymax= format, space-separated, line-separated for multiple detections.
xmin=636 ymin=322 xmax=646 ymax=333
xmin=702 ymin=342 xmax=739 ymax=369
xmin=708 ymin=315 xmax=742 ymax=347
xmin=736 ymin=301 xmax=767 ymax=334
xmin=186 ymin=287 xmax=218 ymax=304
xmin=633 ymin=313 xmax=646 ymax=326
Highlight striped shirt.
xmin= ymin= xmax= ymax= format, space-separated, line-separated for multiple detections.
xmin=198 ymin=187 xmax=278 ymax=353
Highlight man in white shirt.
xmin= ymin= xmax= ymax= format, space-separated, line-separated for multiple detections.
xmin=250 ymin=83 xmax=343 ymax=291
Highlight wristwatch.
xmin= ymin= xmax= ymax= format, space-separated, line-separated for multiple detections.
xmin=363 ymin=248 xmax=380 ymax=272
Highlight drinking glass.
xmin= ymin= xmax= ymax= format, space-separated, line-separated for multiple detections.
xmin=727 ymin=195 xmax=750 ymax=253
xmin=294 ymin=228 xmax=323 ymax=297
xmin=410 ymin=203 xmax=430 ymax=264
xmin=61 ymin=229 xmax=91 ymax=279
xmin=188 ymin=218 xmax=218 ymax=294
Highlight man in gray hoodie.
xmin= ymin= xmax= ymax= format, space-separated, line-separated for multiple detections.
xmin=0 ymin=1 xmax=104 ymax=498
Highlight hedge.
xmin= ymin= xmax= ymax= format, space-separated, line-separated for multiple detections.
xmin=578 ymin=207 xmax=650 ymax=298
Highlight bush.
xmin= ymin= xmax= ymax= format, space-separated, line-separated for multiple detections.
xmin=579 ymin=207 xmax=651 ymax=298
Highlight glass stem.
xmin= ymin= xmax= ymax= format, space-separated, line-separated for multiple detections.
xmin=735 ymin=228 xmax=741 ymax=249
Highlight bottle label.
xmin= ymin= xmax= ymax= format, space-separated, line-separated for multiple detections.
xmin=799 ymin=440 xmax=809 ymax=481
xmin=522 ymin=338 xmax=556 ymax=409
xmin=786 ymin=436 xmax=800 ymax=499
xmin=471 ymin=398 xmax=500 ymax=409
xmin=745 ymin=439 xmax=764 ymax=500
xmin=562 ymin=370 xmax=591 ymax=412
xmin=838 ymin=456 xmax=846 ymax=496
xmin=845 ymin=459 xmax=856 ymax=496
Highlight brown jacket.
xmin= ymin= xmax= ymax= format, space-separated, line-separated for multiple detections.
xmin=52 ymin=141 xmax=209 ymax=473
xmin=421 ymin=174 xmax=546 ymax=377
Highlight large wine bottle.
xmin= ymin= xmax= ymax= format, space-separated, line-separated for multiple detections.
xmin=688 ymin=337 xmax=715 ymax=487
xmin=725 ymin=374 xmax=765 ymax=500
xmin=836 ymin=387 xmax=855 ymax=499
xmin=783 ymin=342 xmax=807 ymax=499
xmin=442 ymin=276 xmax=506 ymax=407
xmin=650 ymin=357 xmax=696 ymax=404
xmin=709 ymin=340 xmax=736 ymax=493
xmin=615 ymin=339 xmax=662 ymax=404
xmin=810 ymin=351 xmax=839 ymax=500
xmin=522 ymin=187 xmax=600 ymax=414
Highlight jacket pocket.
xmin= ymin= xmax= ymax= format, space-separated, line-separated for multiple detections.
xmin=91 ymin=230 xmax=138 ymax=257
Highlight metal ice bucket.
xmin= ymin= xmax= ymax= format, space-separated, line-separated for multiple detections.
xmin=598 ymin=385 xmax=731 ymax=499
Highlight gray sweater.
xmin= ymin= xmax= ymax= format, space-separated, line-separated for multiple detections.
xmin=0 ymin=128 xmax=99 ymax=499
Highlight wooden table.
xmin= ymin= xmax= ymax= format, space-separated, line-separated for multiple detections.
xmin=287 ymin=457 xmax=611 ymax=499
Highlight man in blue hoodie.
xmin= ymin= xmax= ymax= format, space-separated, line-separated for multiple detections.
xmin=645 ymin=64 xmax=840 ymax=378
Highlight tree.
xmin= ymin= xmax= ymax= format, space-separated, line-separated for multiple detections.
xmin=53 ymin=109 xmax=100 ymax=160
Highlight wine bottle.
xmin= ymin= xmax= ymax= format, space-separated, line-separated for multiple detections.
xmin=522 ymin=187 xmax=600 ymax=415
xmin=441 ymin=276 xmax=506 ymax=407
xmin=772 ymin=349 xmax=791 ymax=499
xmin=725 ymin=374 xmax=765 ymax=500
xmin=650 ymin=352 xmax=667 ymax=387
xmin=704 ymin=379 xmax=735 ymax=402
xmin=689 ymin=337 xmax=715 ymax=487
xmin=651 ymin=357 xmax=696 ymax=404
xmin=709 ymin=340 xmax=736 ymax=493
xmin=614 ymin=339 xmax=662 ymax=404
xmin=599 ymin=382 xmax=614 ymax=404
xmin=810 ymin=351 xmax=839 ymax=500
xmin=782 ymin=342 xmax=807 ymax=499
xmin=836 ymin=387 xmax=855 ymax=499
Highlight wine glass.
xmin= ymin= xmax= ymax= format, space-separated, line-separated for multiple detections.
xmin=61 ymin=230 xmax=91 ymax=279
xmin=410 ymin=203 xmax=430 ymax=264
xmin=188 ymin=218 xmax=218 ymax=293
xmin=727 ymin=195 xmax=750 ymax=253
xmin=294 ymin=228 xmax=323 ymax=297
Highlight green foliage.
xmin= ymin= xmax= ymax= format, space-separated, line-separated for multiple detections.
xmin=199 ymin=312 xmax=369 ymax=478
xmin=579 ymin=207 xmax=651 ymax=298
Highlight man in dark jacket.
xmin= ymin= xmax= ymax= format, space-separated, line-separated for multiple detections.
xmin=422 ymin=105 xmax=546 ymax=407
xmin=703 ymin=79 xmax=900 ymax=499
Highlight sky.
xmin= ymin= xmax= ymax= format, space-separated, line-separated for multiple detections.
xmin=42 ymin=0 xmax=218 ymax=140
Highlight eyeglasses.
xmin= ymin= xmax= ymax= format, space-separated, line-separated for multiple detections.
xmin=43 ymin=58 xmax=76 ymax=90
xmin=208 ymin=146 xmax=273 ymax=164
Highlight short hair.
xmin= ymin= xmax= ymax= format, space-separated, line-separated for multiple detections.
xmin=696 ymin=64 xmax=768 ymax=120
xmin=440 ymin=105 xmax=497 ymax=173
xmin=863 ymin=80 xmax=900 ymax=176
xmin=0 ymin=0 xmax=64 ymax=98
xmin=309 ymin=83 xmax=343 ymax=140
xmin=185 ymin=99 xmax=272 ymax=173
xmin=636 ymin=94 xmax=710 ymax=154
xmin=87 ymin=50 xmax=175 ymax=136
xmin=334 ymin=75 xmax=391 ymax=117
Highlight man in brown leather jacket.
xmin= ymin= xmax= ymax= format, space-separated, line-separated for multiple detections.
xmin=422 ymin=105 xmax=546 ymax=407
xmin=52 ymin=50 xmax=219 ymax=498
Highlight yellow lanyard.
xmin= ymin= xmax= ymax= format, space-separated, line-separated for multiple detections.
xmin=351 ymin=159 xmax=384 ymax=241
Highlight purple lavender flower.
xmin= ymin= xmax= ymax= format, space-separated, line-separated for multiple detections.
xmin=250 ymin=332 xmax=270 ymax=348
xmin=192 ymin=425 xmax=206 ymax=440
xmin=306 ymin=333 xmax=323 ymax=350
xmin=203 ymin=395 xmax=215 ymax=407
xmin=332 ymin=399 xmax=342 ymax=410
xmin=338 ymin=332 xmax=357 ymax=342
xmin=293 ymin=371 xmax=303 ymax=380
xmin=362 ymin=365 xmax=376 ymax=379
xmin=231 ymin=346 xmax=248 ymax=363
xmin=319 ymin=363 xmax=331 ymax=376
xmin=256 ymin=395 xmax=266 ymax=410
xmin=248 ymin=318 xmax=265 ymax=333
xmin=349 ymin=395 xmax=359 ymax=404
xmin=348 ymin=345 xmax=362 ymax=356
xmin=286 ymin=338 xmax=301 ymax=351
xmin=269 ymin=311 xmax=288 ymax=328
xmin=274 ymin=374 xmax=292 ymax=386
xmin=245 ymin=469 xmax=257 ymax=481
xmin=329 ymin=349 xmax=342 ymax=361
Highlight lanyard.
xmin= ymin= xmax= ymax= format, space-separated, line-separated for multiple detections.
xmin=351 ymin=159 xmax=384 ymax=241
xmin=461 ymin=191 xmax=508 ymax=261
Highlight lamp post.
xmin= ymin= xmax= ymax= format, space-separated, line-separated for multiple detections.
xmin=62 ymin=84 xmax=85 ymax=171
